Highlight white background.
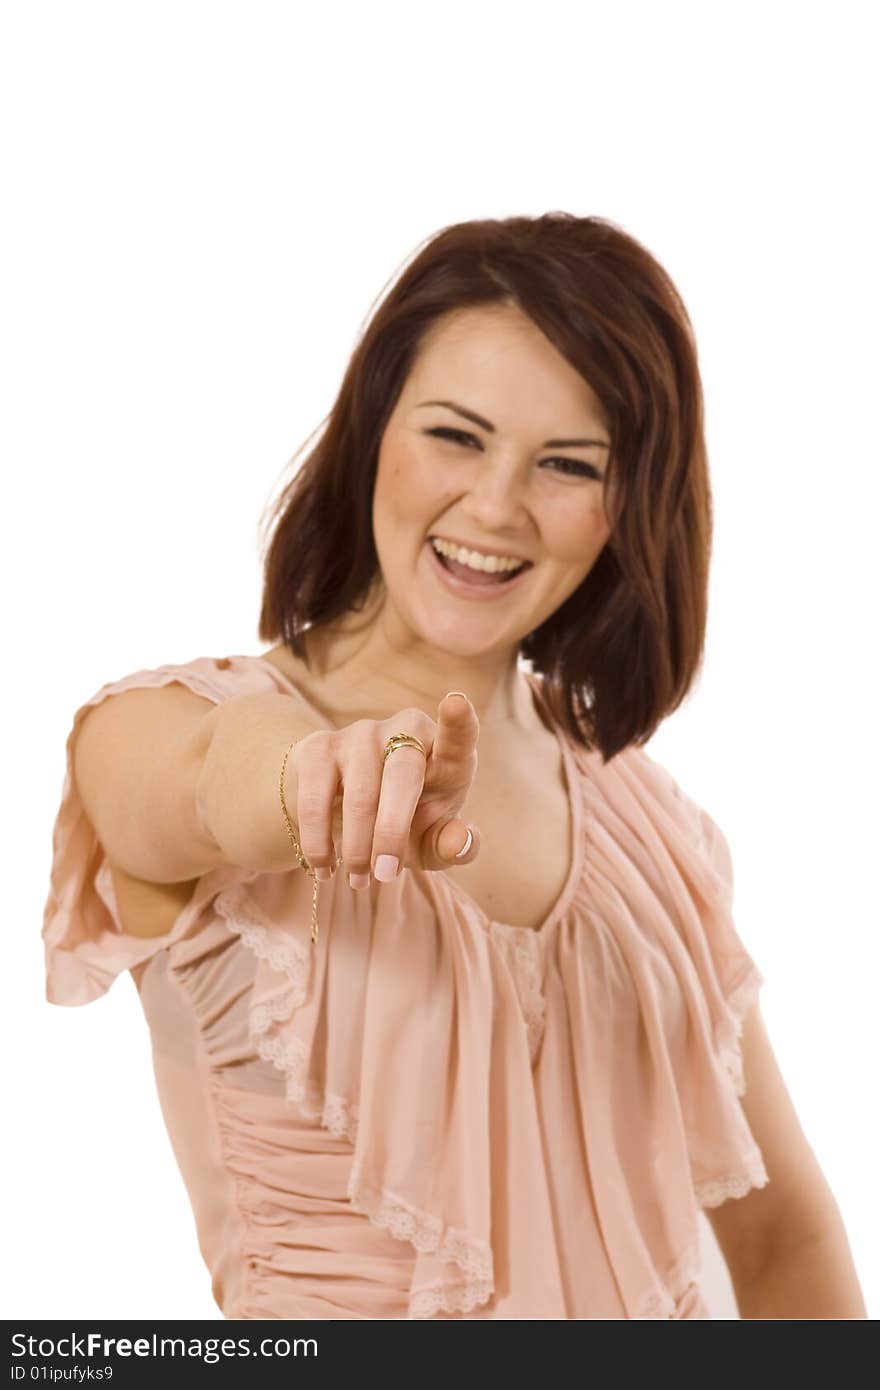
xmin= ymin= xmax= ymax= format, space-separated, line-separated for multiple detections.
xmin=2 ymin=0 xmax=877 ymax=1321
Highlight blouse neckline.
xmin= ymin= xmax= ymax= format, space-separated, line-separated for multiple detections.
xmin=245 ymin=651 xmax=585 ymax=936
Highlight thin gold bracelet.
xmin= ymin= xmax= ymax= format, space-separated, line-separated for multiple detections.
xmin=279 ymin=737 xmax=343 ymax=945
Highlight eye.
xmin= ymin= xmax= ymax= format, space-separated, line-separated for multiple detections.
xmin=424 ymin=426 xmax=602 ymax=480
xmin=541 ymin=457 xmax=603 ymax=480
xmin=424 ymin=426 xmax=481 ymax=448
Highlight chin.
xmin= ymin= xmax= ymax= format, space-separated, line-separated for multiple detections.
xmin=411 ymin=607 xmax=529 ymax=659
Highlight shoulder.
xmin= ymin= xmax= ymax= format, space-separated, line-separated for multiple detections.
xmin=601 ymin=741 xmax=733 ymax=881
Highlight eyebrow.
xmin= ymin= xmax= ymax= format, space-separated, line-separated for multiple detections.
xmin=416 ymin=399 xmax=611 ymax=450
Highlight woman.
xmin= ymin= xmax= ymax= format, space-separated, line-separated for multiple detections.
xmin=41 ymin=213 xmax=865 ymax=1319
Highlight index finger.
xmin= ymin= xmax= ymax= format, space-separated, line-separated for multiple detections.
xmin=429 ymin=691 xmax=479 ymax=767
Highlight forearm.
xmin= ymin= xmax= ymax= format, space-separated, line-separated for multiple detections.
xmin=195 ymin=692 xmax=327 ymax=874
xmin=733 ymin=1219 xmax=867 ymax=1319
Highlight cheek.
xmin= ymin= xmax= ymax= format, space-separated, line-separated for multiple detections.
xmin=545 ymin=496 xmax=610 ymax=563
xmin=374 ymin=438 xmax=442 ymax=527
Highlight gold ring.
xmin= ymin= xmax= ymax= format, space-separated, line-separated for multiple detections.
xmin=383 ymin=732 xmax=427 ymax=764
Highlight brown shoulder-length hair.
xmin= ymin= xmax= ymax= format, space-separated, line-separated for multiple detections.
xmin=258 ymin=212 xmax=713 ymax=763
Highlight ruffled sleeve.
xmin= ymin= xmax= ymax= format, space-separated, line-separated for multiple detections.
xmin=612 ymin=744 xmax=769 ymax=1207
xmin=41 ymin=655 xmax=269 ymax=1008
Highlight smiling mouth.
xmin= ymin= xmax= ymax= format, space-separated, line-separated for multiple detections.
xmin=426 ymin=537 xmax=534 ymax=588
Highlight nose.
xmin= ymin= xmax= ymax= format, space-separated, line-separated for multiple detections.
xmin=458 ymin=456 xmax=529 ymax=529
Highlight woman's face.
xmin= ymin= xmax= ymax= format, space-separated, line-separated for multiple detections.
xmin=371 ymin=302 xmax=614 ymax=660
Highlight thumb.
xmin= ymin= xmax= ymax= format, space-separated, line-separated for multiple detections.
xmin=426 ymin=817 xmax=481 ymax=869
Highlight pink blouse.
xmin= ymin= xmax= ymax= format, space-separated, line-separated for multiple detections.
xmin=41 ymin=653 xmax=768 ymax=1320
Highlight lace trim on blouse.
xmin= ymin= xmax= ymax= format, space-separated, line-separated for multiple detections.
xmin=215 ymin=883 xmax=495 ymax=1317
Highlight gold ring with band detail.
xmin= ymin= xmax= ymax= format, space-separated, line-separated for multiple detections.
xmin=279 ymin=732 xmax=428 ymax=945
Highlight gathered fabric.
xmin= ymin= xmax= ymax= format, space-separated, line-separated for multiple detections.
xmin=41 ymin=653 xmax=768 ymax=1319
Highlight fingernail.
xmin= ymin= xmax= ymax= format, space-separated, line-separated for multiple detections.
xmin=374 ymin=854 xmax=399 ymax=882
xmin=444 ymin=691 xmax=469 ymax=704
xmin=453 ymin=827 xmax=474 ymax=860
xmin=349 ymin=871 xmax=371 ymax=889
xmin=314 ymin=866 xmax=332 ymax=881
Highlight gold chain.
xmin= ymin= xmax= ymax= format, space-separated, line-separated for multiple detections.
xmin=279 ymin=737 xmax=343 ymax=946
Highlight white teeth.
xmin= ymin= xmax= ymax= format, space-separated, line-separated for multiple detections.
xmin=430 ymin=537 xmax=526 ymax=574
